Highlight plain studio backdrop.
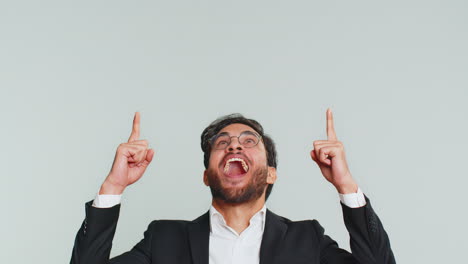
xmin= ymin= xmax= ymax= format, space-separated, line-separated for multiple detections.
xmin=1 ymin=1 xmax=467 ymax=263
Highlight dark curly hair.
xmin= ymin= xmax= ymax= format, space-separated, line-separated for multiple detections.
xmin=200 ymin=113 xmax=277 ymax=201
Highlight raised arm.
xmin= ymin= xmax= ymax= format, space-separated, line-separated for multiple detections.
xmin=70 ymin=112 xmax=155 ymax=264
xmin=310 ymin=109 xmax=395 ymax=264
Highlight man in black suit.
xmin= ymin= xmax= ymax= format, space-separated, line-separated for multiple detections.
xmin=70 ymin=110 xmax=395 ymax=264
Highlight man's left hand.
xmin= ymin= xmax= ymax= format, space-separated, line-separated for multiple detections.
xmin=310 ymin=109 xmax=358 ymax=194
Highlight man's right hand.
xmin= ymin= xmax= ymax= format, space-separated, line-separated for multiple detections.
xmin=99 ymin=112 xmax=155 ymax=195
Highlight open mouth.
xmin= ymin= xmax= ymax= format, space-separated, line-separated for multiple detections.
xmin=223 ymin=158 xmax=249 ymax=177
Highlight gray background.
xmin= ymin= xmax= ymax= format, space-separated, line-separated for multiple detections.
xmin=1 ymin=0 xmax=467 ymax=263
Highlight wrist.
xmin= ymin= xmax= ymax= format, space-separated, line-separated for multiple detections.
xmin=99 ymin=180 xmax=125 ymax=195
xmin=335 ymin=182 xmax=358 ymax=194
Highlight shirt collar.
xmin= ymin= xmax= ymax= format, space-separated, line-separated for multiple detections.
xmin=209 ymin=204 xmax=267 ymax=234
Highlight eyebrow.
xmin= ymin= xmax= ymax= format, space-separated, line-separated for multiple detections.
xmin=216 ymin=130 xmax=259 ymax=137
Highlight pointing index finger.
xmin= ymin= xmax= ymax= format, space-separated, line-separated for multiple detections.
xmin=326 ymin=108 xmax=337 ymax=141
xmin=128 ymin=112 xmax=140 ymax=142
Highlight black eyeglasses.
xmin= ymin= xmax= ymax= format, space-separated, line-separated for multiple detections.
xmin=210 ymin=131 xmax=262 ymax=150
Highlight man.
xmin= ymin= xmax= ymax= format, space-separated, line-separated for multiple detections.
xmin=70 ymin=109 xmax=395 ymax=264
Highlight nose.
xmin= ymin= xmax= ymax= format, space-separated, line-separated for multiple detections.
xmin=226 ymin=136 xmax=243 ymax=152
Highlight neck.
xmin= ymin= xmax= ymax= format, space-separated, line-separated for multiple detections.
xmin=211 ymin=194 xmax=266 ymax=234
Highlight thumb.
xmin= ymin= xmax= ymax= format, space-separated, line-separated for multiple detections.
xmin=138 ymin=148 xmax=155 ymax=167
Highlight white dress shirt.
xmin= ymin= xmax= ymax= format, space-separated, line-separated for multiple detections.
xmin=92 ymin=188 xmax=366 ymax=264
xmin=208 ymin=205 xmax=266 ymax=264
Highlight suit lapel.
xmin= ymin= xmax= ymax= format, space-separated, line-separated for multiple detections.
xmin=187 ymin=211 xmax=210 ymax=264
xmin=260 ymin=209 xmax=288 ymax=264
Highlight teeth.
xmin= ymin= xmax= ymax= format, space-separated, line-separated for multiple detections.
xmin=223 ymin=158 xmax=249 ymax=173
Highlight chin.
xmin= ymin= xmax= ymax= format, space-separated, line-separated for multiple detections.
xmin=206 ymin=166 xmax=268 ymax=204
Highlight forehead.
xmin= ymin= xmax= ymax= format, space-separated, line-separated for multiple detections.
xmin=218 ymin=123 xmax=257 ymax=135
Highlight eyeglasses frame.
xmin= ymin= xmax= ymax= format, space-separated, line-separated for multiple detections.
xmin=209 ymin=131 xmax=263 ymax=150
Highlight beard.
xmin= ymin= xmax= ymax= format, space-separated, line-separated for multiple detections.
xmin=206 ymin=165 xmax=269 ymax=204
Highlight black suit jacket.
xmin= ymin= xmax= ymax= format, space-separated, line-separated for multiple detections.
xmin=70 ymin=197 xmax=395 ymax=264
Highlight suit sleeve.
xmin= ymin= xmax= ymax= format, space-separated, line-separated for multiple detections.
xmin=315 ymin=196 xmax=396 ymax=264
xmin=70 ymin=201 xmax=154 ymax=264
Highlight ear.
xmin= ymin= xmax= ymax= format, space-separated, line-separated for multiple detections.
xmin=266 ymin=167 xmax=277 ymax=184
xmin=203 ymin=170 xmax=209 ymax=186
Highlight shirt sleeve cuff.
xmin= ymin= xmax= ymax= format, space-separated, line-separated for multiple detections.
xmin=339 ymin=187 xmax=366 ymax=208
xmin=92 ymin=192 xmax=122 ymax=208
